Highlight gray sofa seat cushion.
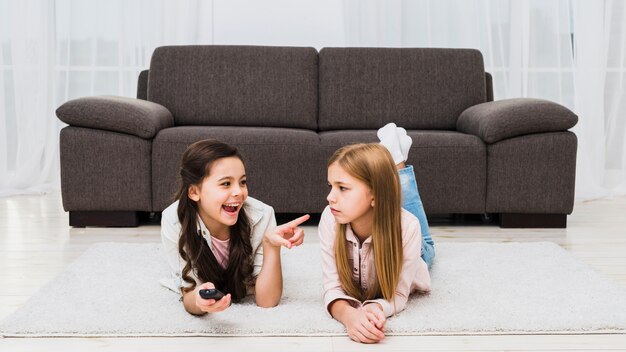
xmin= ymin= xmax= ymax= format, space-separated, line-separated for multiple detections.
xmin=457 ymin=98 xmax=578 ymax=144
xmin=148 ymin=45 xmax=318 ymax=130
xmin=56 ymin=96 xmax=174 ymax=139
xmin=151 ymin=126 xmax=324 ymax=212
xmin=318 ymin=48 xmax=487 ymax=131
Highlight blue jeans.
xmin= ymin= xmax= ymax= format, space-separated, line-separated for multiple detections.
xmin=399 ymin=165 xmax=435 ymax=268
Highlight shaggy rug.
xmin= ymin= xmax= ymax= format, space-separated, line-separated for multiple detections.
xmin=1 ymin=241 xmax=626 ymax=337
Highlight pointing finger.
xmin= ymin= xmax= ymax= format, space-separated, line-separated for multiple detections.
xmin=283 ymin=214 xmax=310 ymax=228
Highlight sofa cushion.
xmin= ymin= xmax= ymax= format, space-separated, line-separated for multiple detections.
xmin=147 ymin=45 xmax=318 ymax=130
xmin=457 ymin=98 xmax=579 ymax=143
xmin=152 ymin=126 xmax=325 ymax=212
xmin=319 ymin=48 xmax=487 ymax=131
xmin=56 ymin=96 xmax=173 ymax=139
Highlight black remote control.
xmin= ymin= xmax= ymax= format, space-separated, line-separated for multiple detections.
xmin=199 ymin=288 xmax=225 ymax=300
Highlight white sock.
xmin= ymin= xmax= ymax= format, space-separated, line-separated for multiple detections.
xmin=396 ymin=126 xmax=412 ymax=163
xmin=377 ymin=123 xmax=404 ymax=164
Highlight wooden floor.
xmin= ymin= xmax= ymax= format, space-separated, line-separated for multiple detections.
xmin=1 ymin=192 xmax=625 ymax=351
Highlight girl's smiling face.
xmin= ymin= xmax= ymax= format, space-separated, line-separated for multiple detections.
xmin=188 ymin=156 xmax=248 ymax=238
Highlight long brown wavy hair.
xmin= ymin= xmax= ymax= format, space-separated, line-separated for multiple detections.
xmin=329 ymin=143 xmax=403 ymax=301
xmin=175 ymin=139 xmax=253 ymax=302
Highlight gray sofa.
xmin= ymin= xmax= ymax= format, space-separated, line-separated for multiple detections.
xmin=56 ymin=45 xmax=578 ymax=228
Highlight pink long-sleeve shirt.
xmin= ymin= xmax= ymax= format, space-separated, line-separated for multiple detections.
xmin=318 ymin=206 xmax=432 ymax=317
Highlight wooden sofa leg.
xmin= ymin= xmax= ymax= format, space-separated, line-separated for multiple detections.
xmin=499 ymin=213 xmax=567 ymax=228
xmin=69 ymin=211 xmax=139 ymax=227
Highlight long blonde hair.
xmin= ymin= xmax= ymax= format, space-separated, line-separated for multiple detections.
xmin=329 ymin=143 xmax=403 ymax=301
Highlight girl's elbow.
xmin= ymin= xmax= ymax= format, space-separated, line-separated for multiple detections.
xmin=256 ymin=297 xmax=281 ymax=308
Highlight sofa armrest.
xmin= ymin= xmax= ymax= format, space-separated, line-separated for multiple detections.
xmin=56 ymin=95 xmax=174 ymax=139
xmin=137 ymin=70 xmax=149 ymax=100
xmin=456 ymin=98 xmax=578 ymax=143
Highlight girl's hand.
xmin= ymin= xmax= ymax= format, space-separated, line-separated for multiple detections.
xmin=362 ymin=303 xmax=386 ymax=331
xmin=194 ymin=282 xmax=231 ymax=313
xmin=344 ymin=306 xmax=385 ymax=343
xmin=263 ymin=214 xmax=310 ymax=249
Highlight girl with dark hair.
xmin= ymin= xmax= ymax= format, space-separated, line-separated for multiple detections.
xmin=160 ymin=139 xmax=309 ymax=315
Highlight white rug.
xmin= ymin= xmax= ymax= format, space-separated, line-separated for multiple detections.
xmin=1 ymin=241 xmax=626 ymax=337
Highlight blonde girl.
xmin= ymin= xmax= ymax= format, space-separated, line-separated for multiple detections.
xmin=319 ymin=125 xmax=434 ymax=343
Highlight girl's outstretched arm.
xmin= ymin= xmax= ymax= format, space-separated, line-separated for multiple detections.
xmin=255 ymin=214 xmax=309 ymax=307
xmin=254 ymin=240 xmax=283 ymax=307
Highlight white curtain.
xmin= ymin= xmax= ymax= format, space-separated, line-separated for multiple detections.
xmin=342 ymin=0 xmax=626 ymax=200
xmin=602 ymin=0 xmax=626 ymax=195
xmin=0 ymin=0 xmax=215 ymax=196
xmin=0 ymin=0 xmax=57 ymax=196
xmin=2 ymin=0 xmax=625 ymax=200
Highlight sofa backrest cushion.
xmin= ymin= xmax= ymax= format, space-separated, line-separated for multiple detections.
xmin=318 ymin=48 xmax=487 ymax=131
xmin=148 ymin=45 xmax=318 ymax=129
